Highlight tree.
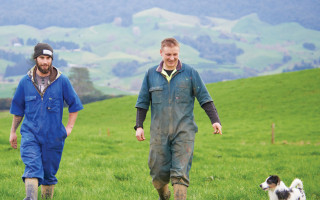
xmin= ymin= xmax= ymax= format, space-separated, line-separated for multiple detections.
xmin=68 ymin=67 xmax=102 ymax=97
xmin=303 ymin=42 xmax=316 ymax=51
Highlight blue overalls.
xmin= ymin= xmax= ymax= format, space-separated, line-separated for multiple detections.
xmin=10 ymin=66 xmax=83 ymax=185
xmin=135 ymin=61 xmax=213 ymax=189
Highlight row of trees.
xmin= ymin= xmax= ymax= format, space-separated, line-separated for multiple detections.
xmin=12 ymin=37 xmax=80 ymax=50
xmin=177 ymin=35 xmax=244 ymax=64
xmin=3 ymin=53 xmax=68 ymax=77
xmin=3 ymin=38 xmax=76 ymax=77
xmin=112 ymin=60 xmax=140 ymax=77
xmin=283 ymin=58 xmax=320 ymax=73
xmin=0 ymin=67 xmax=117 ymax=110
xmin=0 ymin=0 xmax=319 ymax=30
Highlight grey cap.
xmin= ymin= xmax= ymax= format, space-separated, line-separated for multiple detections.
xmin=33 ymin=43 xmax=53 ymax=59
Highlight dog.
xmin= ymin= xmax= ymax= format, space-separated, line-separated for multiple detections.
xmin=259 ymin=175 xmax=306 ymax=200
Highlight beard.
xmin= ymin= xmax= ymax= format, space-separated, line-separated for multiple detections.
xmin=36 ymin=60 xmax=52 ymax=75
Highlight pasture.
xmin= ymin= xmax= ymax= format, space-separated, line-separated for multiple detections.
xmin=0 ymin=68 xmax=319 ymax=199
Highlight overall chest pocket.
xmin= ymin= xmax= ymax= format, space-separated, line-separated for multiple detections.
xmin=149 ymin=86 xmax=163 ymax=104
xmin=25 ymin=96 xmax=37 ymax=114
xmin=47 ymin=97 xmax=60 ymax=112
xmin=176 ymin=86 xmax=190 ymax=103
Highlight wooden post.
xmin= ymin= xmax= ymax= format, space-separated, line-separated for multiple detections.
xmin=271 ymin=123 xmax=275 ymax=144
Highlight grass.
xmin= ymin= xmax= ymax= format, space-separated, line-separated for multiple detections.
xmin=0 ymin=68 xmax=319 ymax=199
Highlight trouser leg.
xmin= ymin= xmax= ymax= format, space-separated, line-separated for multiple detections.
xmin=25 ymin=178 xmax=38 ymax=200
xmin=21 ymin=133 xmax=44 ymax=184
xmin=149 ymin=130 xmax=194 ymax=199
xmin=41 ymin=140 xmax=65 ymax=185
xmin=149 ymin=143 xmax=172 ymax=190
xmin=149 ymin=135 xmax=172 ymax=199
xmin=170 ymin=130 xmax=195 ymax=188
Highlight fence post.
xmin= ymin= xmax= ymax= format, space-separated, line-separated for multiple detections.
xmin=271 ymin=123 xmax=275 ymax=144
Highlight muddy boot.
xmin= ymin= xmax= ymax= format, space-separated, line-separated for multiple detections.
xmin=173 ymin=184 xmax=187 ymax=200
xmin=24 ymin=178 xmax=38 ymax=200
xmin=41 ymin=185 xmax=55 ymax=199
xmin=157 ymin=184 xmax=171 ymax=200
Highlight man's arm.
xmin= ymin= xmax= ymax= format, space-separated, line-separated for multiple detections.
xmin=201 ymin=102 xmax=222 ymax=135
xmin=65 ymin=112 xmax=78 ymax=137
xmin=135 ymin=108 xmax=147 ymax=141
xmin=9 ymin=115 xmax=23 ymax=149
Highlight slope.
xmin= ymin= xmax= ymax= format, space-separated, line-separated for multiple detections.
xmin=0 ymin=69 xmax=319 ymax=199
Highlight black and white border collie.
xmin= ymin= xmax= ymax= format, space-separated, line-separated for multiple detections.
xmin=259 ymin=175 xmax=306 ymax=200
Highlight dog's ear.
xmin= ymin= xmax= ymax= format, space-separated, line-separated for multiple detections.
xmin=268 ymin=175 xmax=280 ymax=185
xmin=274 ymin=175 xmax=281 ymax=185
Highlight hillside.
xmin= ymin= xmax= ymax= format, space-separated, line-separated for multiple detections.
xmin=0 ymin=69 xmax=319 ymax=199
xmin=0 ymin=8 xmax=319 ymax=99
xmin=72 ymin=68 xmax=320 ymax=144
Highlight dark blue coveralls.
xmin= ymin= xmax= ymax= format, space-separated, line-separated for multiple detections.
xmin=135 ymin=60 xmax=213 ymax=189
xmin=10 ymin=66 xmax=83 ymax=185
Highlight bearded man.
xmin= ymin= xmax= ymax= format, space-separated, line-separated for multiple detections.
xmin=9 ymin=43 xmax=83 ymax=199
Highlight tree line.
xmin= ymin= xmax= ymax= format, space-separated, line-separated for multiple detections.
xmin=3 ymin=52 xmax=68 ymax=77
xmin=2 ymin=38 xmax=79 ymax=77
xmin=0 ymin=67 xmax=118 ymax=110
xmin=0 ymin=0 xmax=319 ymax=30
xmin=176 ymin=35 xmax=244 ymax=64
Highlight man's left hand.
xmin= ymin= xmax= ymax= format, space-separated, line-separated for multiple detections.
xmin=212 ymin=123 xmax=222 ymax=135
xmin=65 ymin=126 xmax=72 ymax=137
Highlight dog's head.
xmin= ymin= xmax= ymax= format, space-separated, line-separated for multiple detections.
xmin=260 ymin=175 xmax=281 ymax=191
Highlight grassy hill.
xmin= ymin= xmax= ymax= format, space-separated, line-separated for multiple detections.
xmin=0 ymin=68 xmax=319 ymax=199
xmin=0 ymin=8 xmax=320 ymax=98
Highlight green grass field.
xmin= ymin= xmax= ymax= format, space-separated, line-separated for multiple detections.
xmin=0 ymin=69 xmax=319 ymax=199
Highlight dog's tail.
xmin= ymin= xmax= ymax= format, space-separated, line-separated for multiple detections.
xmin=290 ymin=178 xmax=303 ymax=189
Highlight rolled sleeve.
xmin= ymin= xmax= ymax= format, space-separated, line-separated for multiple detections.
xmin=10 ymin=79 xmax=26 ymax=117
xmin=135 ymin=71 xmax=151 ymax=110
xmin=191 ymin=69 xmax=213 ymax=106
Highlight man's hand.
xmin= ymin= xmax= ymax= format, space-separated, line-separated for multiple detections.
xmin=9 ymin=115 xmax=23 ymax=149
xmin=9 ymin=132 xmax=18 ymax=149
xmin=65 ymin=112 xmax=79 ymax=137
xmin=212 ymin=123 xmax=222 ymax=135
xmin=136 ymin=127 xmax=146 ymax=141
xmin=65 ymin=126 xmax=72 ymax=137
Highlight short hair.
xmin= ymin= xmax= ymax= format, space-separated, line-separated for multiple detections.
xmin=161 ymin=38 xmax=180 ymax=49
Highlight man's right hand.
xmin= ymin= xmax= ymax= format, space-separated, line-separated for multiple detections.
xmin=9 ymin=132 xmax=18 ymax=149
xmin=136 ymin=127 xmax=146 ymax=141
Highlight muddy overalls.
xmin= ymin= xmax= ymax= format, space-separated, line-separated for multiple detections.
xmin=10 ymin=66 xmax=83 ymax=185
xmin=135 ymin=61 xmax=213 ymax=189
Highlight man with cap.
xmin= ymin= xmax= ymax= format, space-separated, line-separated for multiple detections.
xmin=9 ymin=43 xmax=83 ymax=199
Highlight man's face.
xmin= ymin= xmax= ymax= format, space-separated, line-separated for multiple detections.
xmin=160 ymin=46 xmax=180 ymax=69
xmin=35 ymin=55 xmax=52 ymax=74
